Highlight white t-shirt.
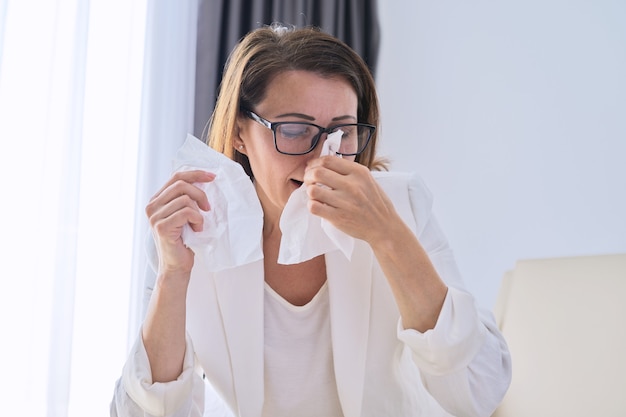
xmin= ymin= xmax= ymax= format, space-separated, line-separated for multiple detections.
xmin=261 ymin=281 xmax=344 ymax=417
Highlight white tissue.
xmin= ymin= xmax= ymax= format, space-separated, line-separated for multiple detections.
xmin=173 ymin=134 xmax=263 ymax=272
xmin=277 ymin=130 xmax=355 ymax=264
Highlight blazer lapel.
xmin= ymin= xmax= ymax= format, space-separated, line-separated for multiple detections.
xmin=214 ymin=260 xmax=265 ymax=417
xmin=326 ymin=242 xmax=373 ymax=417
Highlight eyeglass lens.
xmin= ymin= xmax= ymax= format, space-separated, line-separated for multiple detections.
xmin=275 ymin=123 xmax=371 ymax=155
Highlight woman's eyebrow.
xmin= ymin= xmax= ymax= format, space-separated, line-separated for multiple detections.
xmin=275 ymin=112 xmax=357 ymax=122
xmin=331 ymin=115 xmax=357 ymax=122
xmin=275 ymin=112 xmax=314 ymax=120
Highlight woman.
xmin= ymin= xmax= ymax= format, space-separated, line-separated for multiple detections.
xmin=112 ymin=24 xmax=511 ymax=417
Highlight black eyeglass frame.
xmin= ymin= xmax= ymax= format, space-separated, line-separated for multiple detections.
xmin=243 ymin=109 xmax=376 ymax=156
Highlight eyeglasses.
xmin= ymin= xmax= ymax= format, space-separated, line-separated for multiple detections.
xmin=243 ymin=109 xmax=375 ymax=156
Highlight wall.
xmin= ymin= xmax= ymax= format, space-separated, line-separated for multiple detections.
xmin=376 ymin=0 xmax=626 ymax=308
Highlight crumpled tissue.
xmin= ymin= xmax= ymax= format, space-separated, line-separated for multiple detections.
xmin=277 ymin=130 xmax=355 ymax=264
xmin=173 ymin=132 xmax=355 ymax=270
xmin=173 ymin=134 xmax=263 ymax=272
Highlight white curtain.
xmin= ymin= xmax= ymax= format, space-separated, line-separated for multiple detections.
xmin=0 ymin=0 xmax=198 ymax=415
xmin=128 ymin=0 xmax=199 ymax=346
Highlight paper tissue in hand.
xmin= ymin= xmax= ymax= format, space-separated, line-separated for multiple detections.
xmin=173 ymin=134 xmax=263 ymax=272
xmin=277 ymin=130 xmax=355 ymax=264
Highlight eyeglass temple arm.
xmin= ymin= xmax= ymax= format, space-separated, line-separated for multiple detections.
xmin=245 ymin=110 xmax=272 ymax=129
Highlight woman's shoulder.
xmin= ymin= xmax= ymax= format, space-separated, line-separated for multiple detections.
xmin=371 ymin=171 xmax=434 ymax=236
xmin=371 ymin=171 xmax=433 ymax=206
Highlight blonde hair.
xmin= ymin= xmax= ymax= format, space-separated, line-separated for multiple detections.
xmin=207 ymin=24 xmax=385 ymax=178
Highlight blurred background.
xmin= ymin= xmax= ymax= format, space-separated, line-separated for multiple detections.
xmin=376 ymin=0 xmax=626 ymax=311
xmin=0 ymin=0 xmax=624 ymax=415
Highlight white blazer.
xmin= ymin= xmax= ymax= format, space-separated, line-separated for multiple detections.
xmin=113 ymin=172 xmax=511 ymax=417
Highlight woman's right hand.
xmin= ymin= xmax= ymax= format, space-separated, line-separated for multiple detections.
xmin=145 ymin=170 xmax=216 ymax=280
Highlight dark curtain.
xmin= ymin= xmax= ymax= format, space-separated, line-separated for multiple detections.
xmin=193 ymin=0 xmax=380 ymax=138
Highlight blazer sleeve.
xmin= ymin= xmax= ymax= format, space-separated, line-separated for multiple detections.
xmin=110 ymin=330 xmax=205 ymax=417
xmin=396 ymin=173 xmax=512 ymax=417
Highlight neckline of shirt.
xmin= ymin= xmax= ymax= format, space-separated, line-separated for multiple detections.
xmin=263 ymin=280 xmax=329 ymax=312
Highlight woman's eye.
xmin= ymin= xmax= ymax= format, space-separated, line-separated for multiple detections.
xmin=279 ymin=124 xmax=310 ymax=139
xmin=339 ymin=126 xmax=356 ymax=139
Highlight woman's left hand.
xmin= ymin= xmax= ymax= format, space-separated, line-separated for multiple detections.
xmin=303 ymin=155 xmax=397 ymax=244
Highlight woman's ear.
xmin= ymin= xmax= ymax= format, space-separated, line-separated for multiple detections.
xmin=234 ymin=141 xmax=246 ymax=154
xmin=233 ymin=115 xmax=247 ymax=155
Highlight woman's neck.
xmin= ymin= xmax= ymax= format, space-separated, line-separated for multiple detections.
xmin=254 ymin=181 xmax=285 ymax=241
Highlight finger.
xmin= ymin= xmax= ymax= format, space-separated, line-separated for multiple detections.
xmin=305 ymin=156 xmax=371 ymax=191
xmin=162 ymin=180 xmax=212 ymax=211
xmin=307 ymin=197 xmax=334 ymax=219
xmin=167 ymin=205 xmax=205 ymax=233
xmin=306 ymin=180 xmax=370 ymax=214
xmin=157 ymin=170 xmax=216 ymax=193
xmin=304 ymin=162 xmax=364 ymax=198
xmin=303 ymin=163 xmax=342 ymax=190
xmin=147 ymin=172 xmax=215 ymax=216
xmin=307 ymin=197 xmax=361 ymax=235
xmin=305 ymin=182 xmax=339 ymax=209
xmin=149 ymin=193 xmax=201 ymax=226
xmin=306 ymin=155 xmax=355 ymax=176
xmin=152 ymin=203 xmax=205 ymax=239
xmin=150 ymin=170 xmax=215 ymax=206
xmin=306 ymin=166 xmax=379 ymax=214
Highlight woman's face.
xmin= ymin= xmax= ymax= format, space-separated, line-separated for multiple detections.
xmin=236 ymin=70 xmax=358 ymax=220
